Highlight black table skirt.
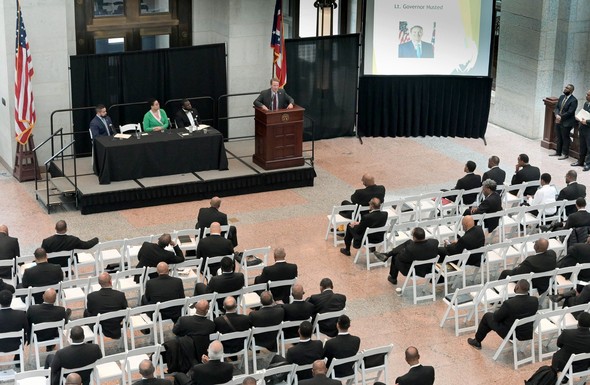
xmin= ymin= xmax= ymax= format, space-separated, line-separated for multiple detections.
xmin=94 ymin=128 xmax=229 ymax=184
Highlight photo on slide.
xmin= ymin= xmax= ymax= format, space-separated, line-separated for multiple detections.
xmin=397 ymin=21 xmax=436 ymax=59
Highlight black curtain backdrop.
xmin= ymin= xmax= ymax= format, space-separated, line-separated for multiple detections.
xmin=70 ymin=44 xmax=227 ymax=155
xmin=357 ymin=76 xmax=492 ymax=139
xmin=286 ymin=34 xmax=359 ymax=141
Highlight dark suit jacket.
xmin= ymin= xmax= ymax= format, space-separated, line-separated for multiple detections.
xmin=254 ymin=261 xmax=298 ymax=303
xmin=144 ymin=274 xmax=185 ymax=322
xmin=187 ymin=360 xmax=234 ymax=385
xmin=196 ymin=207 xmax=228 ymax=230
xmin=394 ymin=238 xmax=439 ymax=277
xmin=511 ymin=165 xmax=541 ymax=196
xmin=482 ymin=167 xmax=506 ymax=186
xmin=307 ymin=290 xmax=346 ymax=338
xmin=0 ymin=308 xmax=28 ymax=352
xmin=249 ymin=305 xmax=285 ymax=351
xmin=174 ymin=108 xmax=200 ymax=128
xmin=350 ymin=210 xmax=389 ymax=247
xmin=253 ymin=88 xmax=294 ymax=110
xmin=350 ymin=185 xmax=386 ymax=207
xmin=85 ymin=287 xmax=128 ymax=338
xmin=196 ymin=235 xmax=234 ymax=276
xmin=552 ymin=327 xmax=590 ymax=372
xmin=41 ymin=234 xmax=99 ymax=268
xmin=199 ymin=271 xmax=244 ymax=310
xmin=298 ymin=375 xmax=342 ymax=385
xmin=439 ymin=226 xmax=485 ymax=266
xmin=173 ymin=315 xmax=216 ymax=361
xmin=89 ymin=115 xmax=113 ymax=138
xmin=132 ymin=378 xmax=172 ymax=385
xmin=499 ymin=250 xmax=556 ymax=294
xmin=27 ymin=303 xmax=67 ymax=342
xmin=453 ymin=173 xmax=482 ymax=204
xmin=558 ymin=243 xmax=590 ymax=281
xmin=558 ymin=182 xmax=587 ymax=216
xmin=0 ymin=281 xmax=14 ymax=293
xmin=398 ymin=41 xmax=434 ymax=58
xmin=0 ymin=233 xmax=19 ymax=278
xmin=554 ymin=94 xmax=579 ymax=128
xmin=282 ymin=300 xmax=315 ymax=339
xmin=214 ymin=312 xmax=250 ymax=353
xmin=50 ymin=342 xmax=102 ymax=385
xmin=395 ymin=364 xmax=435 ymax=385
xmin=492 ymin=294 xmax=539 ymax=340
xmin=323 ymin=333 xmax=361 ymax=377
xmin=474 ymin=191 xmax=503 ymax=231
xmin=21 ymin=262 xmax=64 ymax=304
xmin=286 ymin=340 xmax=324 ymax=380
xmin=137 ymin=242 xmax=185 ymax=270
xmin=565 ymin=210 xmax=590 ymax=229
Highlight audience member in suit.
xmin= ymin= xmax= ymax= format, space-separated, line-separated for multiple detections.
xmin=41 ymin=220 xmax=99 ymax=268
xmin=84 ymin=272 xmax=128 ymax=339
xmin=214 ymin=297 xmax=250 ymax=354
xmin=0 ymin=224 xmax=20 ymax=279
xmin=142 ymin=262 xmax=185 ymax=323
xmin=49 ymin=325 xmax=102 ymax=385
xmin=173 ymin=300 xmax=216 ymax=362
xmin=467 ymin=179 xmax=503 ymax=232
xmin=395 ymin=346 xmax=435 ymax=385
xmin=340 ymin=173 xmax=386 ymax=218
xmin=174 ymin=99 xmax=201 ymax=129
xmin=511 ymin=153 xmax=541 ymax=196
xmin=575 ymin=90 xmax=590 ymax=170
xmin=136 ymin=233 xmax=185 ymax=279
xmin=557 ymin=237 xmax=590 ymax=281
xmin=0 ymin=280 xmax=14 ymax=294
xmin=398 ymin=26 xmax=434 ymax=58
xmin=565 ymin=198 xmax=590 ymax=229
xmin=323 ymin=315 xmax=361 ymax=378
xmin=498 ymin=238 xmax=556 ymax=294
xmin=283 ymin=284 xmax=315 ymax=339
xmin=340 ymin=198 xmax=388 ymax=256
xmin=249 ymin=291 xmax=284 ymax=351
xmin=468 ymin=279 xmax=539 ymax=348
xmin=89 ymin=104 xmax=114 ymax=138
xmin=551 ymin=312 xmax=590 ymax=373
xmin=306 ymin=278 xmax=346 ymax=338
xmin=449 ymin=160 xmax=481 ymax=204
xmin=254 ymin=247 xmax=298 ymax=303
xmin=551 ymin=84 xmax=578 ymax=160
xmin=197 ymin=222 xmax=234 ymax=276
xmin=241 ymin=378 xmax=256 ymax=385
xmin=27 ymin=288 xmax=69 ymax=350
xmin=286 ymin=321 xmax=324 ymax=380
xmin=195 ymin=197 xmax=238 ymax=247
xmin=375 ymin=227 xmax=439 ymax=285
xmin=21 ymin=248 xmax=64 ymax=304
xmin=298 ymin=360 xmax=342 ymax=385
xmin=253 ymin=77 xmax=294 ymax=111
xmin=0 ymin=290 xmax=28 ymax=363
xmin=194 ymin=256 xmax=244 ymax=311
xmin=64 ymin=373 xmax=82 ymax=385
xmin=554 ymin=285 xmax=590 ymax=318
xmin=557 ymin=170 xmax=586 ymax=216
xmin=132 ymin=359 xmax=172 ymax=385
xmin=437 ymin=215 xmax=485 ymax=267
xmin=175 ymin=341 xmax=233 ymax=385
xmin=482 ymin=155 xmax=506 ymax=186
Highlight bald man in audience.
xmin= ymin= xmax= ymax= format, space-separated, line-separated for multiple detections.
xmin=437 ymin=215 xmax=485 ymax=266
xmin=340 ymin=173 xmax=386 ymax=219
xmin=136 ymin=233 xmax=185 ymax=278
xmin=64 ymin=373 xmax=82 ymax=385
xmin=41 ymin=220 xmax=99 ymax=268
xmin=84 ymin=272 xmax=128 ymax=339
xmin=0 ymin=224 xmax=20 ymax=279
xmin=395 ymin=346 xmax=435 ymax=385
xmin=179 ymin=340 xmax=233 ymax=385
xmin=27 ymin=288 xmax=69 ymax=351
xmin=249 ymin=291 xmax=284 ymax=351
xmin=195 ymin=196 xmax=238 ymax=247
xmin=241 ymin=377 xmax=256 ymax=385
xmin=196 ymin=222 xmax=234 ymax=276
xmin=298 ymin=360 xmax=341 ymax=385
xmin=142 ymin=262 xmax=185 ymax=322
xmin=214 ymin=297 xmax=250 ymax=353
xmin=133 ymin=359 xmax=172 ymax=385
xmin=173 ymin=299 xmax=216 ymax=362
xmin=283 ymin=284 xmax=315 ymax=339
xmin=21 ymin=248 xmax=63 ymax=304
xmin=254 ymin=247 xmax=298 ymax=303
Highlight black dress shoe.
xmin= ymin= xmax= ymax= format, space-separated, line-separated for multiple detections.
xmin=558 ymin=155 xmax=569 ymax=160
xmin=584 ymin=166 xmax=590 ymax=172
xmin=387 ymin=275 xmax=397 ymax=285
xmin=539 ymin=225 xmax=552 ymax=232
xmin=374 ymin=252 xmax=389 ymax=262
xmin=571 ymin=162 xmax=583 ymax=167
xmin=339 ymin=248 xmax=351 ymax=256
xmin=549 ymin=153 xmax=560 ymax=156
xmin=548 ymin=295 xmax=563 ymax=303
xmin=467 ymin=338 xmax=482 ymax=349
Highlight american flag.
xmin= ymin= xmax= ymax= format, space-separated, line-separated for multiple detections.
xmin=399 ymin=21 xmax=411 ymax=44
xmin=271 ymin=0 xmax=286 ymax=87
xmin=14 ymin=0 xmax=35 ymax=145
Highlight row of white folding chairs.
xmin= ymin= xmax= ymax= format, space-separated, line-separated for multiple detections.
xmin=557 ymin=352 xmax=590 ymax=385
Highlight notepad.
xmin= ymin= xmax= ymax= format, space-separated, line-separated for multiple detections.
xmin=114 ymin=133 xmax=131 ymax=139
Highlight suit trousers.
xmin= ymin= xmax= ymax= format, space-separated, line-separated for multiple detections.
xmin=579 ymin=125 xmax=590 ymax=166
xmin=475 ymin=312 xmax=509 ymax=342
xmin=344 ymin=225 xmax=361 ymax=250
xmin=556 ymin=124 xmax=572 ymax=156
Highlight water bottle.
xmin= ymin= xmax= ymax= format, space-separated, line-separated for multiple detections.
xmin=135 ymin=124 xmax=140 ymax=139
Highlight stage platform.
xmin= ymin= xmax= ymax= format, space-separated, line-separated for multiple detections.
xmin=50 ymin=139 xmax=316 ymax=215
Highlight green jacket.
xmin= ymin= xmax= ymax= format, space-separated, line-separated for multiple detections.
xmin=142 ymin=109 xmax=169 ymax=132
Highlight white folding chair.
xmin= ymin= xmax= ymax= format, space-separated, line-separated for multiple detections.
xmin=312 ymin=308 xmax=347 ymax=339
xmin=327 ymin=352 xmax=362 ymax=385
xmin=280 ymin=317 xmax=312 ymax=357
xmin=210 ymin=330 xmax=251 ymax=374
xmin=239 ymin=283 xmax=267 ymax=314
xmin=127 ymin=303 xmax=158 ymax=349
xmin=170 ymin=259 xmax=203 ymax=296
xmin=124 ymin=344 xmax=161 ymax=385
xmin=353 ymin=224 xmax=391 ymax=271
xmin=250 ymin=324 xmax=283 ymax=372
xmin=155 ymin=297 xmax=187 ymax=341
xmin=203 ymin=225 xmax=231 ymax=239
xmin=556 ymin=352 xmax=590 ymax=385
xmin=64 ymin=316 xmax=98 ymax=344
xmin=325 ymin=204 xmax=359 ymax=247
xmin=122 ymin=235 xmax=153 ymax=267
xmin=96 ymin=308 xmax=129 ymax=355
xmin=398 ymin=256 xmax=438 ymax=304
xmin=263 ymin=363 xmax=297 ymax=385
xmin=93 ymin=351 xmax=127 ymax=385
xmin=172 ymin=229 xmax=200 ymax=257
xmin=94 ymin=240 xmax=125 ymax=273
xmin=113 ymin=267 xmax=145 ymax=305
xmin=492 ymin=313 xmax=537 ymax=369
xmin=435 ymin=251 xmax=471 ymax=297
xmin=11 ymin=287 xmax=30 ymax=312
xmin=60 ymin=362 xmax=97 ymax=385
xmin=15 ymin=368 xmax=50 ymax=385
xmin=213 ymin=288 xmax=243 ymax=317
xmin=439 ymin=284 xmax=482 ymax=336
xmin=238 ymin=246 xmax=271 ymax=285
xmin=0 ymin=259 xmax=16 ymax=287
xmin=30 ymin=319 xmax=65 ymax=369
xmin=59 ymin=277 xmax=90 ymax=315
xmin=0 ymin=330 xmax=25 ymax=372
xmin=439 ymin=189 xmax=464 ymax=217
xmin=268 ymin=278 xmax=297 ymax=304
xmin=359 ymin=344 xmax=393 ymax=385
xmin=47 ymin=250 xmax=74 ymax=280
xmin=203 ymin=255 xmax=230 ymax=282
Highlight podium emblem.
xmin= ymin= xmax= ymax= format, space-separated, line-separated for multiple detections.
xmin=281 ymin=113 xmax=290 ymax=122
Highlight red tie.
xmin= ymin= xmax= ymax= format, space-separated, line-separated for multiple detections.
xmin=273 ymin=93 xmax=277 ymax=111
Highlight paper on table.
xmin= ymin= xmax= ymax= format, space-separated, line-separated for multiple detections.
xmin=114 ymin=133 xmax=132 ymax=139
xmin=198 ymin=124 xmax=210 ymax=129
xmin=576 ymin=109 xmax=590 ymax=121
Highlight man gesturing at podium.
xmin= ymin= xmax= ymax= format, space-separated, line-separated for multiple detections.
xmin=254 ymin=77 xmax=294 ymax=111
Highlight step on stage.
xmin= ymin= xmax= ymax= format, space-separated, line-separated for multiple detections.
xmin=51 ymin=139 xmax=316 ymax=215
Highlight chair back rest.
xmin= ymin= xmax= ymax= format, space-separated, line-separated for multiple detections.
xmin=361 ymin=344 xmax=393 ymax=371
xmin=15 ymin=368 xmax=50 ymax=385
xmin=327 ymin=352 xmax=363 ymax=379
xmin=119 ymin=123 xmax=139 ymax=133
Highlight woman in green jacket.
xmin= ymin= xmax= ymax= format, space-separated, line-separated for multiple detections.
xmin=143 ymin=98 xmax=169 ymax=132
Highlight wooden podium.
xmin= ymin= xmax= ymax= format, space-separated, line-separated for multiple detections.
xmin=253 ymin=105 xmax=305 ymax=170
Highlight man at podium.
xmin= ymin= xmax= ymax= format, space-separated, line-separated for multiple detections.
xmin=254 ymin=77 xmax=294 ymax=111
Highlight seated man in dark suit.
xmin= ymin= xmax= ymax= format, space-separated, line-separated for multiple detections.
xmin=84 ymin=272 xmax=128 ymax=339
xmin=306 ymin=278 xmax=346 ymax=338
xmin=298 ymin=360 xmax=341 ymax=385
xmin=174 ymin=99 xmax=200 ymax=129
xmin=27 ymin=288 xmax=69 ymax=351
xmin=551 ymin=312 xmax=590 ymax=374
xmin=254 ymin=247 xmax=298 ymax=303
xmin=468 ymin=279 xmax=538 ymax=349
xmin=89 ymin=104 xmax=114 ymax=138
xmin=511 ymin=153 xmax=541 ymax=196
xmin=449 ymin=160 xmax=481 ymax=204
xmin=395 ymin=346 xmax=435 ymax=385
xmin=482 ymin=155 xmax=506 ymax=186
xmin=41 ymin=220 xmax=99 ymax=268
xmin=551 ymin=285 xmax=590 ymax=319
xmin=253 ymin=77 xmax=294 ymax=111
xmin=557 ymin=170 xmax=586 ymax=216
xmin=437 ymin=215 xmax=485 ymax=267
xmin=565 ymin=197 xmax=590 ymax=229
xmin=340 ymin=174 xmax=386 ymax=219
xmin=0 ymin=224 xmax=20 ymax=279
xmin=175 ymin=340 xmax=233 ymax=385
xmin=21 ymin=248 xmax=64 ymax=304
xmin=340 ymin=198 xmax=388 ymax=256
xmin=195 ymin=197 xmax=238 ymax=247
xmin=0 ymin=289 xmax=28 ymax=365
xmin=249 ymin=291 xmax=284 ymax=351
xmin=498 ymin=238 xmax=556 ymax=294
xmin=133 ymin=359 xmax=172 ymax=385
xmin=214 ymin=296 xmax=250 ymax=354
xmin=466 ymin=179 xmax=503 ymax=232
xmin=374 ymin=227 xmax=438 ymax=286
xmin=286 ymin=321 xmax=324 ymax=380
xmin=49 ymin=325 xmax=102 ymax=385
xmin=283 ymin=284 xmax=315 ymax=339
xmin=194 ymin=256 xmax=244 ymax=311
xmin=173 ymin=299 xmax=216 ymax=362
xmin=197 ymin=222 xmax=234 ymax=277
xmin=557 ymin=237 xmax=590 ymax=281
xmin=142 ymin=262 xmax=185 ymax=323
xmin=136 ymin=233 xmax=185 ymax=278
xmin=323 ymin=315 xmax=361 ymax=378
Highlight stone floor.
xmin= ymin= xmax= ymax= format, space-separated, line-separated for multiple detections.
xmin=3 ymin=123 xmax=589 ymax=384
